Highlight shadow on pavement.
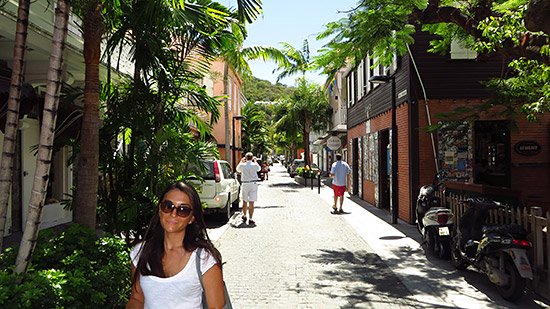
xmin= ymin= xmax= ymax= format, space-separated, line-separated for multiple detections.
xmin=386 ymin=245 xmax=547 ymax=308
xmin=303 ymin=248 xmax=445 ymax=308
xmin=204 ymin=214 xmax=229 ymax=229
xmin=346 ymin=195 xmax=549 ymax=308
xmin=254 ymin=205 xmax=285 ymax=209
xmin=230 ymin=221 xmax=256 ymax=229
xmin=268 ymin=182 xmax=302 ymax=188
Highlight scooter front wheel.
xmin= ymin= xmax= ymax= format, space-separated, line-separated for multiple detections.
xmin=498 ymin=259 xmax=526 ymax=301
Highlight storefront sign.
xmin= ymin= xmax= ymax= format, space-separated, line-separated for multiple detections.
xmin=514 ymin=141 xmax=541 ymax=156
xmin=327 ymin=136 xmax=341 ymax=150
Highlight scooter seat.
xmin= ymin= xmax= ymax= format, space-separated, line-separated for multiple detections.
xmin=482 ymin=224 xmax=528 ymax=237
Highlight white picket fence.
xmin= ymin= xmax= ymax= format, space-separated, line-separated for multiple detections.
xmin=436 ymin=192 xmax=549 ymax=296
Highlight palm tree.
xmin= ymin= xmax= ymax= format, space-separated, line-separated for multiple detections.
xmin=217 ymin=21 xmax=290 ymax=163
xmin=70 ymin=0 xmax=265 ymax=230
xmin=274 ymin=39 xmax=311 ymax=83
xmin=241 ymin=101 xmax=270 ymax=156
xmin=275 ymin=77 xmax=328 ymax=166
xmin=273 ymin=100 xmax=301 ymax=160
xmin=0 ymin=0 xmax=31 ymax=249
xmin=15 ymin=0 xmax=70 ymax=274
xmin=72 ymin=0 xmax=105 ymax=229
xmin=98 ymin=0 xmax=251 ymax=236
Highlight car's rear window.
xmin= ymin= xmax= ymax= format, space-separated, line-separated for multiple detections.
xmin=201 ymin=161 xmax=216 ymax=180
xmin=188 ymin=161 xmax=215 ymax=180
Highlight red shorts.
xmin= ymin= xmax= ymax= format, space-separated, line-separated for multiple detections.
xmin=332 ymin=185 xmax=346 ymax=197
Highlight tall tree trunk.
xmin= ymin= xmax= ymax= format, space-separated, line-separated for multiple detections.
xmin=73 ymin=0 xmax=104 ymax=229
xmin=15 ymin=0 xmax=70 ymax=274
xmin=224 ymin=62 xmax=231 ymax=162
xmin=303 ymin=115 xmax=311 ymax=166
xmin=0 ymin=0 xmax=31 ymax=249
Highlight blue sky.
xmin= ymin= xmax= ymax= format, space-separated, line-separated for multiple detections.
xmin=222 ymin=0 xmax=359 ymax=86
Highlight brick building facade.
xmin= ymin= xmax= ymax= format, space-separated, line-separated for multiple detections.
xmin=344 ymin=30 xmax=550 ymax=224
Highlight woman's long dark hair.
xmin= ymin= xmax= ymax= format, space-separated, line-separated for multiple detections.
xmin=133 ymin=181 xmax=222 ymax=283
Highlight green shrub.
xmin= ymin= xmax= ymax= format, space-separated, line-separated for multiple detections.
xmin=0 ymin=224 xmax=131 ymax=308
xmin=296 ymin=166 xmax=318 ymax=179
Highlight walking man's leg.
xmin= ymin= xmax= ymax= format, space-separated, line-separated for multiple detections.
xmin=248 ymin=184 xmax=258 ymax=225
xmin=248 ymin=202 xmax=255 ymax=224
xmin=242 ymin=201 xmax=248 ymax=221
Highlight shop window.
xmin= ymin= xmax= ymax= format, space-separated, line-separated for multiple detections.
xmin=473 ymin=121 xmax=510 ymax=187
xmin=363 ymin=132 xmax=378 ymax=182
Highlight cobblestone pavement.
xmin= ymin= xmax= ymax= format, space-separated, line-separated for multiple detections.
xmin=214 ymin=166 xmax=416 ymax=308
xmin=208 ymin=164 xmax=549 ymax=309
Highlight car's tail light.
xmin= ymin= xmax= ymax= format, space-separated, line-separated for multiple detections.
xmin=512 ymin=239 xmax=531 ymax=248
xmin=213 ymin=160 xmax=221 ymax=183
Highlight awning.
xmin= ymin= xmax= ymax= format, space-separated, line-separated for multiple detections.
xmin=313 ymin=132 xmax=330 ymax=145
xmin=331 ymin=124 xmax=347 ymax=133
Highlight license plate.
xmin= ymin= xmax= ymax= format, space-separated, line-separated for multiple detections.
xmin=438 ymin=226 xmax=450 ymax=236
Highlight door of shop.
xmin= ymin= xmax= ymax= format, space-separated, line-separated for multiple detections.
xmin=474 ymin=120 xmax=511 ymax=187
xmin=352 ymin=138 xmax=359 ymax=195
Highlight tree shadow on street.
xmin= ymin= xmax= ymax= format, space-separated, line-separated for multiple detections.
xmin=302 ymin=247 xmax=453 ymax=308
xmin=268 ymin=182 xmax=302 ymax=189
xmin=346 ymin=195 xmax=548 ymax=307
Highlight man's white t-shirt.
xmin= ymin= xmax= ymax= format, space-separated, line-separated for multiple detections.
xmin=236 ymin=160 xmax=260 ymax=182
xmin=130 ymin=243 xmax=217 ymax=309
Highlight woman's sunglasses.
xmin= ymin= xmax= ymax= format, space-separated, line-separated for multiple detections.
xmin=159 ymin=200 xmax=193 ymax=218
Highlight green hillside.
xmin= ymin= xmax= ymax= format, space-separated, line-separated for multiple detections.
xmin=243 ymin=76 xmax=294 ymax=103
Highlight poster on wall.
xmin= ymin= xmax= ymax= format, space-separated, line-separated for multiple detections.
xmin=438 ymin=121 xmax=473 ymax=183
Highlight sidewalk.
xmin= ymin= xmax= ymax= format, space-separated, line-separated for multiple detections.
xmin=314 ymin=177 xmax=549 ymax=308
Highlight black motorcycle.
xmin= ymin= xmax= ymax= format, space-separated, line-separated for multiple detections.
xmin=451 ymin=196 xmax=533 ymax=301
xmin=416 ymin=170 xmax=454 ymax=259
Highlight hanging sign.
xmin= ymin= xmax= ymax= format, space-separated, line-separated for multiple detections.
xmin=514 ymin=141 xmax=541 ymax=156
xmin=327 ymin=136 xmax=341 ymax=150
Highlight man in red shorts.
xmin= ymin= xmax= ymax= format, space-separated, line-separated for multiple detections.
xmin=330 ymin=153 xmax=351 ymax=214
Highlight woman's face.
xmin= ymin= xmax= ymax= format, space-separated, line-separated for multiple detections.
xmin=159 ymin=189 xmax=195 ymax=234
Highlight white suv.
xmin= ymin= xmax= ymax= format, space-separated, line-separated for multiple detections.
xmin=189 ymin=160 xmax=240 ymax=220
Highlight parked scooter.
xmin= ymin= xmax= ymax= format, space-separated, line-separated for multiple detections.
xmin=451 ymin=196 xmax=533 ymax=301
xmin=416 ymin=170 xmax=454 ymax=259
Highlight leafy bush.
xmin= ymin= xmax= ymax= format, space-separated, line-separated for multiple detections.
xmin=296 ymin=166 xmax=319 ymax=179
xmin=0 ymin=224 xmax=131 ymax=308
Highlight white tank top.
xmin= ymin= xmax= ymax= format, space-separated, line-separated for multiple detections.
xmin=130 ymin=243 xmax=217 ymax=308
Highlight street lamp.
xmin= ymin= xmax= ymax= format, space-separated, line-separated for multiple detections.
xmin=369 ymin=74 xmax=398 ymax=224
xmin=232 ymin=115 xmax=245 ymax=171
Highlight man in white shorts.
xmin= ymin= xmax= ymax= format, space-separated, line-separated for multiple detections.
xmin=236 ymin=152 xmax=261 ymax=225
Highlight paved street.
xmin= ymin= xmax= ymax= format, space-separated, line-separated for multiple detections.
xmin=207 ymin=163 xmax=549 ymax=308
